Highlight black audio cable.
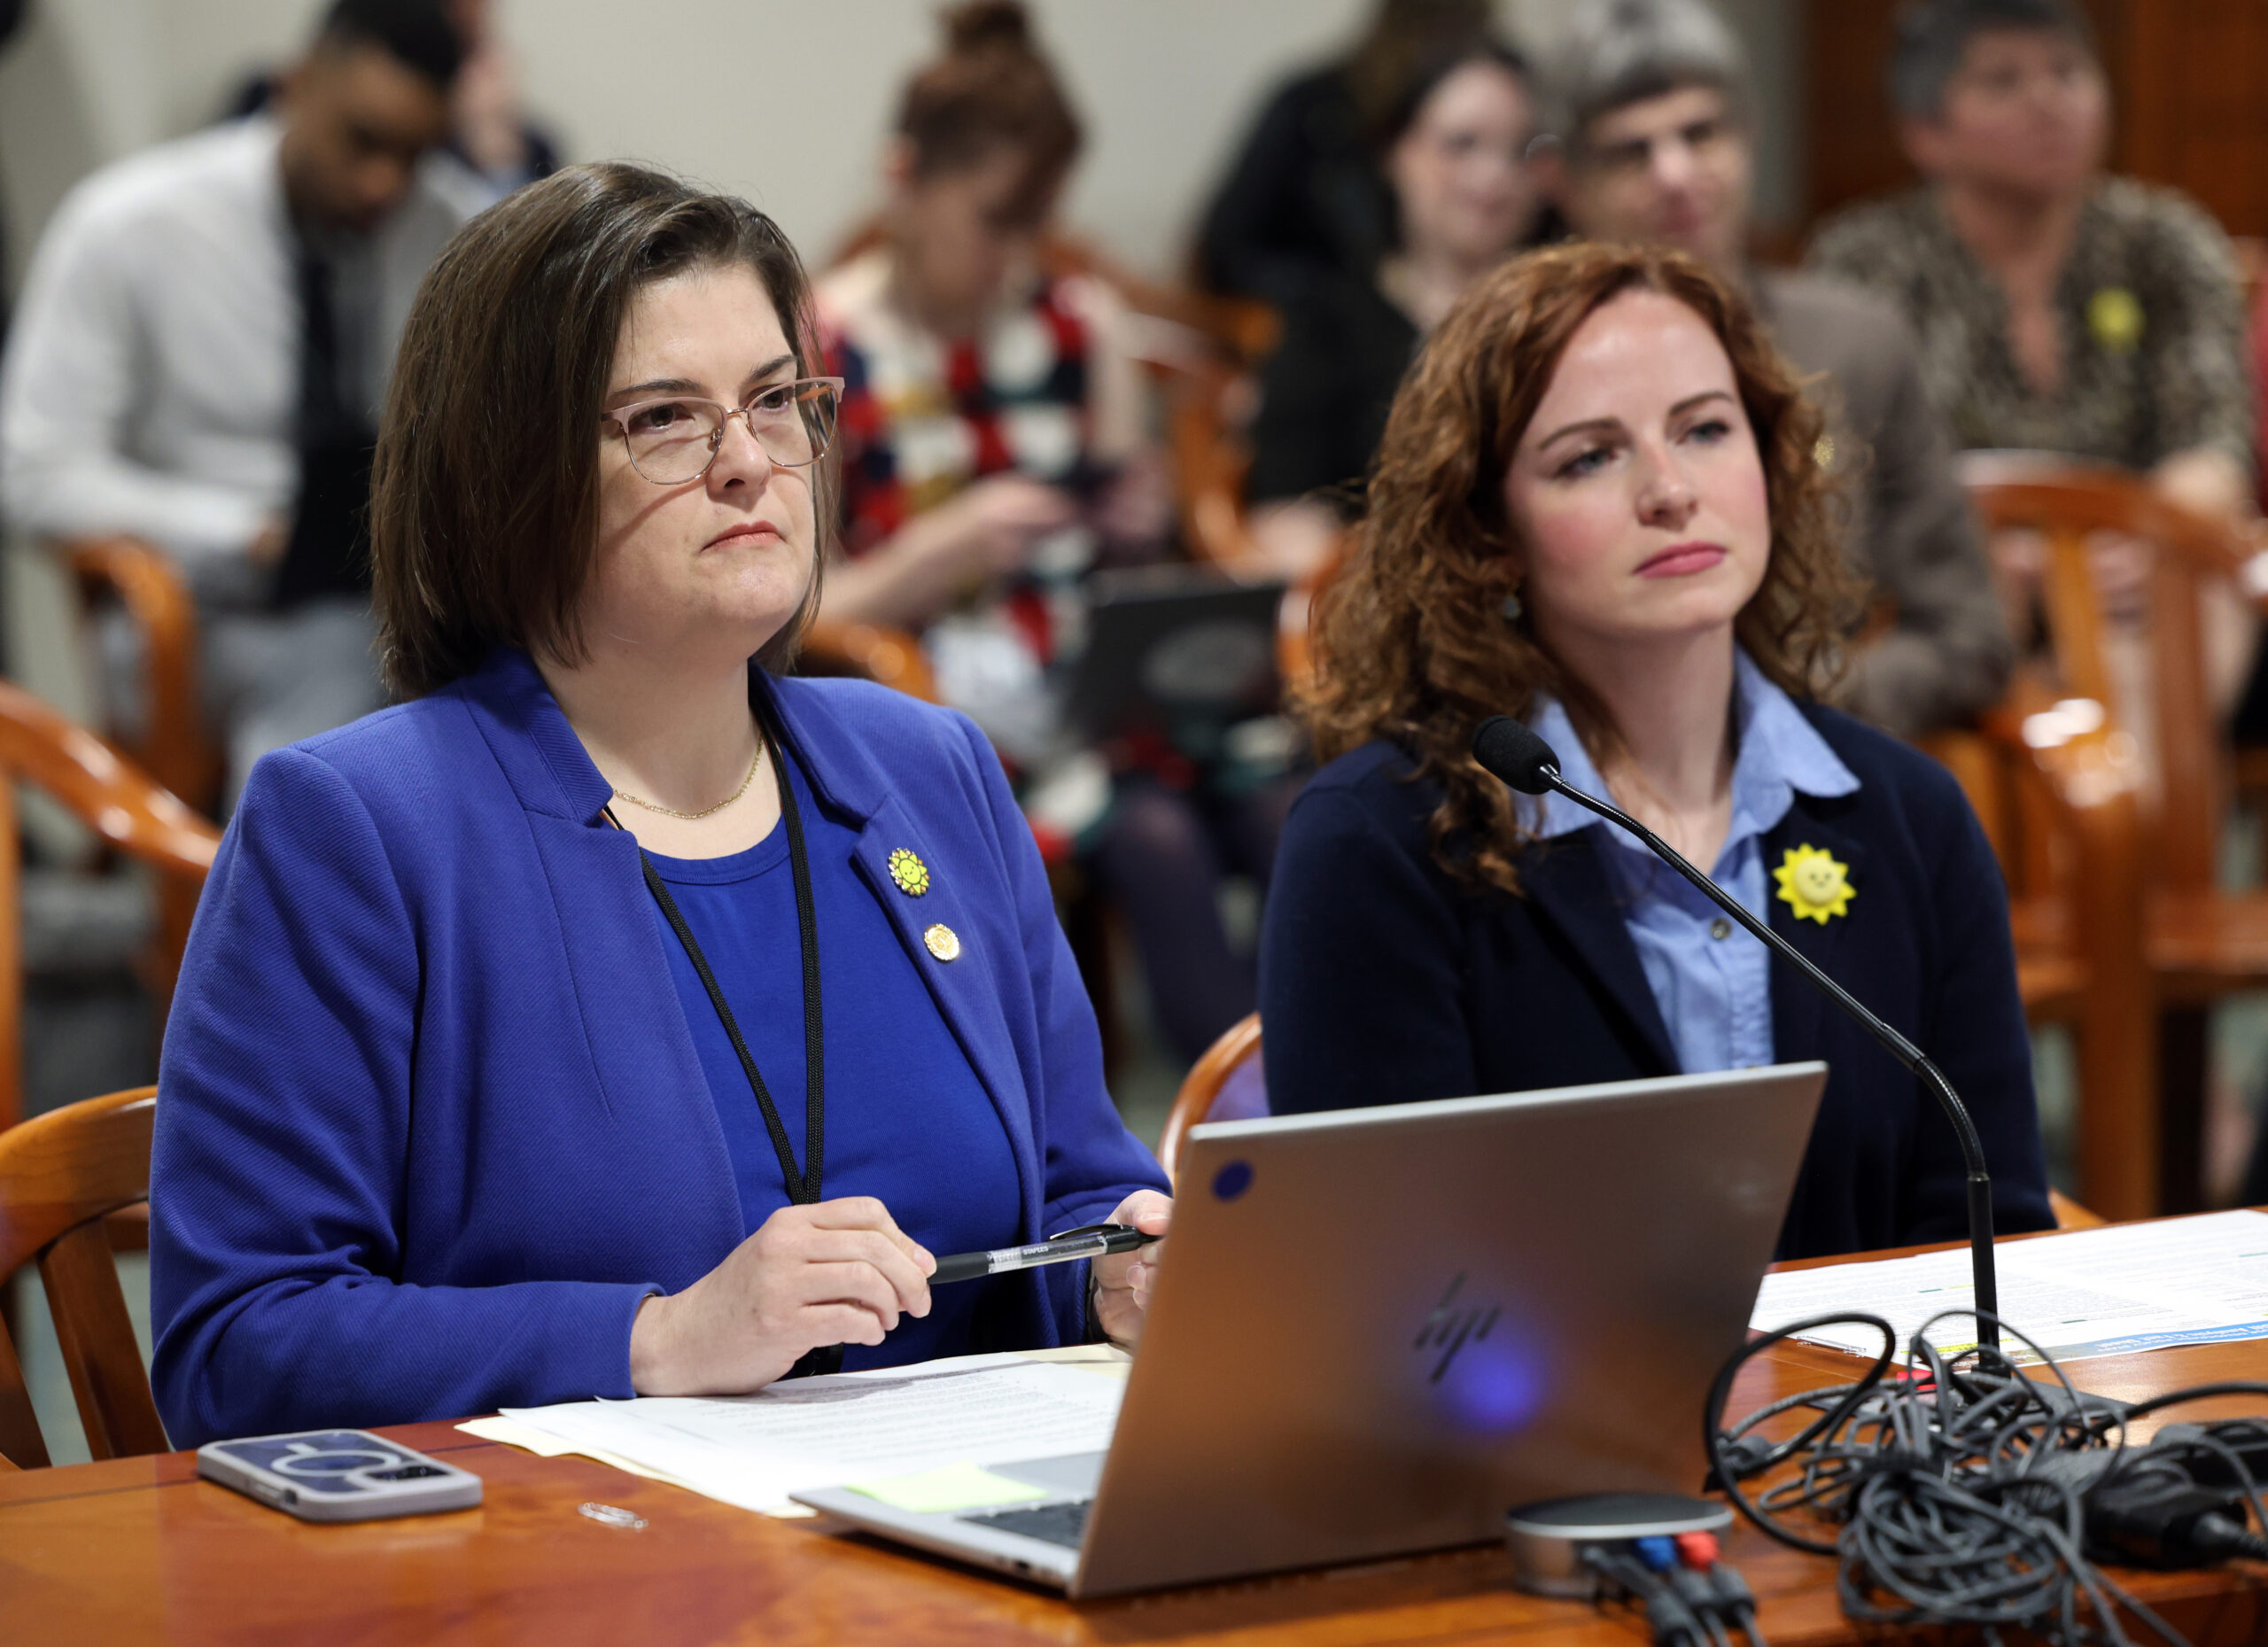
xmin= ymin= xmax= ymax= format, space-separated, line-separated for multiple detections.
xmin=1574 ymin=1531 xmax=1769 ymax=1647
xmin=1704 ymin=1310 xmax=2268 ymax=1647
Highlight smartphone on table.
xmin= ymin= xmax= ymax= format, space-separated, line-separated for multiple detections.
xmin=197 ymin=1429 xmax=482 ymax=1522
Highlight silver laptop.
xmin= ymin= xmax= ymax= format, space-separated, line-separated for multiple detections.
xmin=794 ymin=1062 xmax=1826 ymax=1597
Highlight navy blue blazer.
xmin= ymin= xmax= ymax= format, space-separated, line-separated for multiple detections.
xmin=1257 ymin=703 xmax=2053 ymax=1260
xmin=151 ymin=649 xmax=1167 ymax=1447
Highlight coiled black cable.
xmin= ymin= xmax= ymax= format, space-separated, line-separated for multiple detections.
xmin=1703 ymin=1309 xmax=2268 ymax=1647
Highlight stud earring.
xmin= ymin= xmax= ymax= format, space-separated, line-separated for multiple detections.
xmin=1501 ymin=588 xmax=1525 ymax=623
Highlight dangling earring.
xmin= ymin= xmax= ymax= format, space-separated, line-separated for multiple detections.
xmin=1501 ymin=587 xmax=1525 ymax=623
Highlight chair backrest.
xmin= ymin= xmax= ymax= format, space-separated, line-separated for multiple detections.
xmin=62 ymin=534 xmax=222 ymax=812
xmin=1157 ymin=1013 xmax=1266 ymax=1185
xmin=796 ymin=621 xmax=942 ymax=703
xmin=0 ymin=680 xmax=221 ymax=1132
xmin=2049 ymin=1189 xmax=2108 ymax=1230
xmin=1959 ymin=450 xmax=2266 ymax=895
xmin=0 ymin=1087 xmax=163 ymax=1468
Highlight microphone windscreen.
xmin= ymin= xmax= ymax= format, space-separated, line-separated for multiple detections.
xmin=1471 ymin=717 xmax=1561 ymax=796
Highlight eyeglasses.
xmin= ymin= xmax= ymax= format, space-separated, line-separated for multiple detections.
xmin=603 ymin=377 xmax=844 ymax=486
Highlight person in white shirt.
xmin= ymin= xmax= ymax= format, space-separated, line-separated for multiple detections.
xmin=0 ymin=0 xmax=480 ymax=804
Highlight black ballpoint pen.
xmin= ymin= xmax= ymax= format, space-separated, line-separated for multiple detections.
xmin=928 ymin=1223 xmax=1159 ymax=1286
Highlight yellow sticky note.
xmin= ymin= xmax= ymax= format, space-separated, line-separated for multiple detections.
xmin=846 ymin=1461 xmax=1047 ymax=1514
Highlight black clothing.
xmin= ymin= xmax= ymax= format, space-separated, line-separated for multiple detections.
xmin=1243 ymin=272 xmax=1418 ymax=512
xmin=276 ymin=241 xmax=376 ymax=609
xmin=1196 ymin=66 xmax=1390 ymax=307
xmin=1258 ymin=711 xmax=2055 ymax=1261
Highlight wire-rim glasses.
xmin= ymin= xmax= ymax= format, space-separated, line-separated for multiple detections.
xmin=603 ymin=377 xmax=844 ymax=486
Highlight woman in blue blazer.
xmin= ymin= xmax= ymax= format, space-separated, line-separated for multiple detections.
xmin=150 ymin=164 xmax=1172 ymax=1449
xmin=1259 ymin=242 xmax=2051 ymax=1259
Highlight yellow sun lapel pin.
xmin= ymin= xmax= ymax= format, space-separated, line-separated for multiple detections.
xmin=1774 ymin=844 xmax=1854 ymax=924
xmin=887 ymin=848 xmax=931 ymax=897
xmin=2086 ymin=286 xmax=2144 ymax=354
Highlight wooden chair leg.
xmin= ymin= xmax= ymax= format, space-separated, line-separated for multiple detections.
xmin=2156 ymin=1006 xmax=2211 ymax=1214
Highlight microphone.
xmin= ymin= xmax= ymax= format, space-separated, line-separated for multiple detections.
xmin=1471 ymin=716 xmax=2002 ymax=1351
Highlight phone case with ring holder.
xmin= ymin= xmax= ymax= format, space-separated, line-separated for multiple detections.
xmin=197 ymin=1429 xmax=483 ymax=1522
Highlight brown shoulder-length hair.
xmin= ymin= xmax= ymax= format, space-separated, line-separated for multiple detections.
xmin=372 ymin=162 xmax=831 ymax=700
xmin=1301 ymin=241 xmax=1860 ymax=896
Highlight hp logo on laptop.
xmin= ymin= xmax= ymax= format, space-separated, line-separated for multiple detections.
xmin=1413 ymin=1272 xmax=1499 ymax=1383
xmin=1415 ymin=1272 xmax=1546 ymax=1433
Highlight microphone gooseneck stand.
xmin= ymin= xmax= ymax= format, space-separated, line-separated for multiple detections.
xmin=1470 ymin=718 xmax=2001 ymax=1353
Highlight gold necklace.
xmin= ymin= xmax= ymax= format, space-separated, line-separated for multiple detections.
xmin=611 ymin=741 xmax=765 ymax=821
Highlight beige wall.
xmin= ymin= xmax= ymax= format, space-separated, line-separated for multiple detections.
xmin=2 ymin=0 xmax=1802 ymax=292
xmin=2 ymin=0 xmax=1386 ymax=288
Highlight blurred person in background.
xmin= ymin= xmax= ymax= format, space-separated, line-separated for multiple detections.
xmin=0 ymin=0 xmax=477 ymax=806
xmin=1243 ymin=35 xmax=1541 ymax=582
xmin=1812 ymin=0 xmax=2251 ymax=524
xmin=1536 ymin=0 xmax=2009 ymax=741
xmin=438 ymin=0 xmax=558 ymax=191
xmin=817 ymin=1 xmax=1294 ymax=1068
xmin=1809 ymin=0 xmax=2256 ymax=724
xmin=1194 ymin=0 xmax=1494 ymax=310
xmin=230 ymin=0 xmax=558 ymax=196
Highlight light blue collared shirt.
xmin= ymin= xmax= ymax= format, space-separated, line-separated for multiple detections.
xmin=1525 ymin=651 xmax=1860 ymax=1075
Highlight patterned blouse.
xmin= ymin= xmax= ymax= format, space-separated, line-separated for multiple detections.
xmin=813 ymin=250 xmax=1146 ymax=772
xmin=1806 ymin=178 xmax=2253 ymax=475
xmin=818 ymin=249 xmax=1116 ymax=566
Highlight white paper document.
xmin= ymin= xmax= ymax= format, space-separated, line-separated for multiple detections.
xmin=1751 ymin=1208 xmax=2268 ymax=1364
xmin=500 ymin=1352 xmax=1124 ymax=1514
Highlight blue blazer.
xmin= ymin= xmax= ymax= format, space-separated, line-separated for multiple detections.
xmin=1258 ymin=703 xmax=2053 ymax=1260
xmin=151 ymin=649 xmax=1168 ymax=1447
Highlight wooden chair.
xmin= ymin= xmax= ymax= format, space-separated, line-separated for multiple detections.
xmin=1920 ymin=670 xmax=2154 ymax=1219
xmin=796 ymin=620 xmax=940 ymax=703
xmin=1961 ymin=451 xmax=2268 ymax=1213
xmin=1160 ymin=1014 xmax=2114 ymax=1229
xmin=58 ymin=535 xmax=222 ymax=814
xmin=0 ymin=680 xmax=221 ymax=1134
xmin=0 ymin=1087 xmax=164 ymax=1469
xmin=1156 ymin=1011 xmax=1263 ymax=1185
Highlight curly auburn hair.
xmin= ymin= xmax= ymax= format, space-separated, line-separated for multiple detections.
xmin=1299 ymin=241 xmax=1860 ymax=896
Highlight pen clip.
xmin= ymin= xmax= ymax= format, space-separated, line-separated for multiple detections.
xmin=1044 ymin=1223 xmax=1130 ymax=1242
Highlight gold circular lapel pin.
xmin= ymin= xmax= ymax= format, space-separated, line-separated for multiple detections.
xmin=888 ymin=848 xmax=931 ymax=897
xmin=923 ymin=923 xmax=961 ymax=962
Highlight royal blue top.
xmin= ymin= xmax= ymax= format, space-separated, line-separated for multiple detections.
xmin=640 ymin=747 xmax=1021 ymax=1369
xmin=1525 ymin=652 xmax=1860 ymax=1076
xmin=150 ymin=649 xmax=1168 ymax=1448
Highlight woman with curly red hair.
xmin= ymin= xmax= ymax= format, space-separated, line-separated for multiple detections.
xmin=1258 ymin=242 xmax=2051 ymax=1259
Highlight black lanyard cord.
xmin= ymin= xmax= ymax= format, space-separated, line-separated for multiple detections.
xmin=607 ymin=709 xmax=826 ymax=1206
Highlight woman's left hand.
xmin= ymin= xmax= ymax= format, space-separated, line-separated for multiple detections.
xmin=1091 ymin=1190 xmax=1172 ymax=1347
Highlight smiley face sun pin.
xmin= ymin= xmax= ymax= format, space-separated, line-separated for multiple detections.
xmin=887 ymin=848 xmax=931 ymax=897
xmin=1774 ymin=844 xmax=1854 ymax=924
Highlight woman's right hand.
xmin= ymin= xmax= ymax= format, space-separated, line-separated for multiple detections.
xmin=628 ymin=1197 xmax=935 ymax=1395
xmin=918 ymin=475 xmax=1080 ymax=583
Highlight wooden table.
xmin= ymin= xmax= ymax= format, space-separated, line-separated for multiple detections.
xmin=4 ymin=1310 xmax=2265 ymax=1642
